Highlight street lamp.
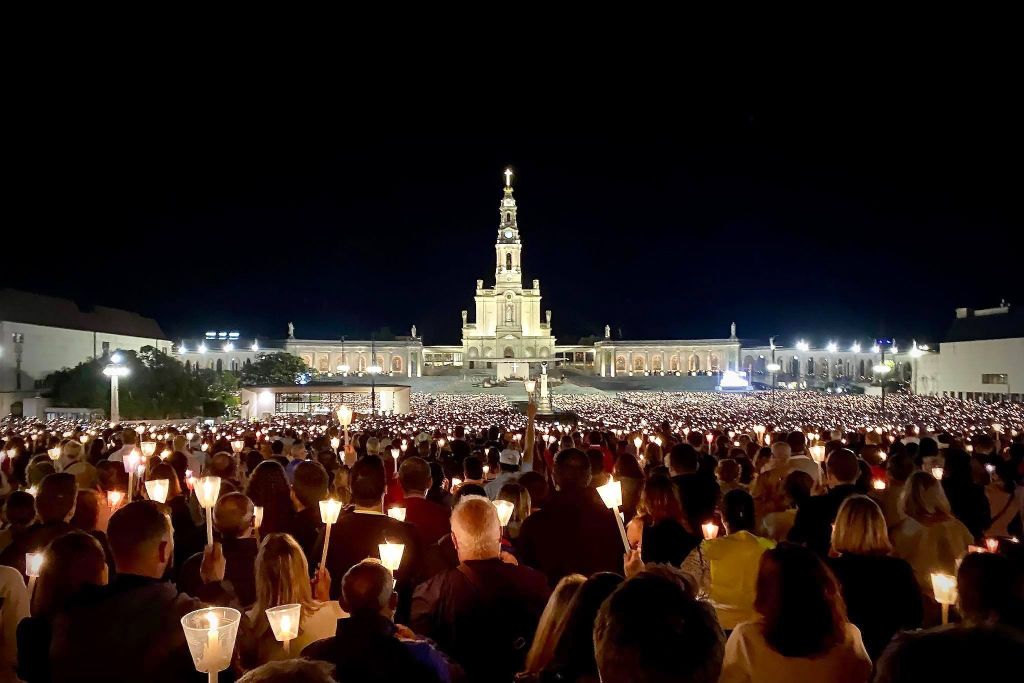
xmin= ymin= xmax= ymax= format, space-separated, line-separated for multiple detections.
xmin=766 ymin=362 xmax=781 ymax=410
xmin=102 ymin=353 xmax=130 ymax=424
xmin=826 ymin=341 xmax=838 ymax=381
xmin=873 ymin=356 xmax=892 ymax=413
xmin=908 ymin=340 xmax=924 ymax=394
xmin=796 ymin=340 xmax=810 ymax=353
xmin=337 ymin=336 xmax=350 ymax=376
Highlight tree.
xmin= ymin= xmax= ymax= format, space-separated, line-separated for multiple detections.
xmin=241 ymin=353 xmax=310 ymax=386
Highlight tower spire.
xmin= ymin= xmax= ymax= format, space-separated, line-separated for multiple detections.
xmin=504 ymin=167 xmax=513 ymax=188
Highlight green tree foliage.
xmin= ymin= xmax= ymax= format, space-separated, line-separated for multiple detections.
xmin=240 ymin=353 xmax=309 ymax=386
xmin=46 ymin=347 xmax=246 ymax=419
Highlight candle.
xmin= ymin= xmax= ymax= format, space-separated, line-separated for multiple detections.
xmin=47 ymin=447 xmax=61 ymax=461
xmin=205 ymin=611 xmax=220 ymax=669
xmin=809 ymin=445 xmax=826 ymax=464
xmin=254 ymin=506 xmax=264 ymax=531
xmin=930 ymin=572 xmax=957 ymax=624
xmin=387 ymin=507 xmax=406 ymax=522
xmin=985 ymin=538 xmax=999 ymax=553
xmin=482 ymin=465 xmax=490 ymax=477
xmin=378 ymin=541 xmax=405 ymax=571
xmin=196 ymin=476 xmax=222 ymax=546
xmin=931 ymin=467 xmax=944 ymax=480
xmin=145 ymin=479 xmax=169 ymax=504
xmin=493 ymin=499 xmax=515 ymax=527
xmin=702 ymin=522 xmax=720 ymax=540
xmin=180 ymin=606 xmax=241 ymax=679
xmin=26 ymin=551 xmax=43 ymax=596
xmin=141 ymin=441 xmax=157 ymax=458
xmin=231 ymin=439 xmax=244 ymax=454
xmin=265 ymin=603 xmax=301 ymax=655
xmin=330 ymin=437 xmax=340 ymax=451
xmin=872 ymin=478 xmax=887 ymax=490
xmin=451 ymin=477 xmax=462 ymax=490
xmin=319 ymin=498 xmax=344 ymax=570
xmin=107 ymin=490 xmax=124 ymax=509
xmin=596 ymin=480 xmax=629 ymax=552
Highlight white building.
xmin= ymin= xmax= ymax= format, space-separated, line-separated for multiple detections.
xmin=0 ymin=289 xmax=171 ymax=416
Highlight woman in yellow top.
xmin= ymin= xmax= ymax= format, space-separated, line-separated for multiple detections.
xmin=700 ymin=489 xmax=775 ymax=630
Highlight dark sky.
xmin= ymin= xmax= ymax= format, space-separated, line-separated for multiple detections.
xmin=6 ymin=100 xmax=1019 ymax=348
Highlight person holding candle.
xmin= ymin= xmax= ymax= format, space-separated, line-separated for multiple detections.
xmin=0 ymin=563 xmax=30 ymax=683
xmin=759 ymin=470 xmax=813 ymax=542
xmin=239 ymin=533 xmax=344 ymax=669
xmin=106 ymin=428 xmax=138 ymax=463
xmin=891 ymin=471 xmax=973 ymax=619
xmin=247 ymin=460 xmax=295 ymax=537
xmin=0 ymin=473 xmax=77 ymax=579
xmin=519 ymin=573 xmax=585 ymax=680
xmin=0 ymin=491 xmax=35 ymax=557
xmin=411 ymin=496 xmax=549 ymax=683
xmin=870 ymin=451 xmax=915 ymax=530
xmin=517 ymin=449 xmax=624 ymax=585
xmin=719 ymin=544 xmax=872 ymax=683
xmin=984 ymin=458 xmax=1024 ymax=537
xmin=47 ymin=502 xmax=235 ymax=683
xmin=16 ymin=532 xmax=107 ymax=683
xmin=318 ymin=456 xmax=423 ymax=621
xmin=288 ymin=461 xmax=330 ymax=565
xmin=178 ymin=492 xmax=259 ymax=607
xmin=484 ymin=447 xmax=522 ymax=500
xmin=399 ymin=457 xmax=452 ymax=545
xmin=940 ymin=449 xmax=991 ymax=540
xmin=827 ymin=495 xmax=922 ymax=660
xmin=625 ymin=474 xmax=696 ymax=568
xmin=787 ymin=448 xmax=861 ymax=557
xmin=668 ymin=444 xmax=721 ymax=537
xmin=304 ymin=558 xmax=452 ymax=683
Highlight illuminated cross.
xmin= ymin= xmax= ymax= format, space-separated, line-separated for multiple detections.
xmin=504 ymin=168 xmax=513 ymax=187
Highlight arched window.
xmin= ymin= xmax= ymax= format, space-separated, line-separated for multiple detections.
xmin=633 ymin=356 xmax=645 ymax=372
xmin=357 ymin=355 xmax=366 ymax=372
xmin=506 ymin=253 xmax=512 ymax=270
xmin=859 ymin=359 xmax=866 ymax=377
xmin=670 ymin=355 xmax=679 ymax=372
xmin=230 ymin=359 xmax=239 ymax=372
xmin=503 ymin=346 xmax=515 ymax=358
xmin=505 ymin=212 xmax=511 ymax=223
xmin=215 ymin=359 xmax=223 ymax=372
xmin=652 ymin=355 xmax=663 ymax=372
xmin=689 ymin=354 xmax=701 ymax=372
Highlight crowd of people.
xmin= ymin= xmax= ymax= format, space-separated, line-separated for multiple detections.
xmin=0 ymin=389 xmax=1021 ymax=682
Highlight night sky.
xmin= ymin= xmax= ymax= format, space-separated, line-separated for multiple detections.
xmin=6 ymin=102 xmax=1019 ymax=348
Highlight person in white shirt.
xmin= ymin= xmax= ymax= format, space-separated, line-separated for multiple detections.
xmin=0 ymin=565 xmax=29 ymax=683
xmin=484 ymin=449 xmax=521 ymax=499
xmin=720 ymin=544 xmax=872 ymax=683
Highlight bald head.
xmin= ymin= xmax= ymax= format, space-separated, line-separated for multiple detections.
xmin=214 ymin=492 xmax=254 ymax=539
xmin=341 ymin=559 xmax=396 ymax=616
xmin=451 ymin=495 xmax=501 ymax=561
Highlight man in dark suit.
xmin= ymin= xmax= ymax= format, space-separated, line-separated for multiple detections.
xmin=318 ymin=456 xmax=423 ymax=621
xmin=788 ymin=448 xmax=861 ymax=556
xmin=516 ymin=448 xmax=623 ymax=585
xmin=399 ymin=456 xmax=451 ymax=545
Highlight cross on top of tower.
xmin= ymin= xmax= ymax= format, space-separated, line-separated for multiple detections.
xmin=504 ymin=168 xmax=513 ymax=187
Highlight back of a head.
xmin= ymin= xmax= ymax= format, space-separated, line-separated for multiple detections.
xmin=121 ymin=429 xmax=137 ymax=446
xmin=826 ymin=448 xmax=860 ymax=485
xmin=450 ymin=495 xmax=500 ymax=560
xmin=173 ymin=435 xmax=188 ymax=453
xmin=34 ymin=531 xmax=107 ymax=619
xmin=722 ymin=489 xmax=755 ymax=532
xmin=350 ymin=455 xmax=387 ymax=507
xmin=398 ymin=456 xmax=431 ymax=494
xmin=639 ymin=475 xmax=683 ymax=523
xmin=887 ymin=452 xmax=915 ymax=483
xmin=518 ymin=470 xmax=549 ymax=508
xmin=37 ymin=472 xmax=78 ymax=523
xmin=292 ymin=460 xmax=329 ymax=509
xmin=755 ymin=543 xmax=847 ymax=658
xmin=70 ymin=489 xmax=101 ymax=532
xmin=918 ymin=437 xmax=939 ymax=460
xmin=685 ymin=431 xmax=704 ymax=449
xmin=554 ymin=448 xmax=592 ymax=490
xmin=668 ymin=443 xmax=699 ymax=475
xmin=237 ymin=659 xmax=337 ymax=683
xmin=209 ymin=451 xmax=237 ymax=479
xmin=783 ymin=470 xmax=814 ymax=504
xmin=770 ymin=441 xmax=792 ymax=462
xmin=463 ymin=455 xmax=484 ymax=481
xmin=586 ymin=447 xmax=605 ymax=476
xmin=4 ymin=490 xmax=36 ymax=526
xmin=340 ymin=558 xmax=394 ymax=615
xmin=957 ymin=552 xmax=1021 ymax=627
xmin=255 ymin=532 xmax=311 ymax=612
xmin=594 ymin=569 xmax=724 ymax=683
xmin=548 ymin=572 xmax=624 ymax=677
xmin=215 ymin=492 xmax=254 ymax=539
xmin=832 ymin=495 xmax=891 ymax=555
xmin=107 ymin=501 xmax=170 ymax=569
xmin=900 ymin=470 xmax=952 ymax=521
xmin=787 ymin=431 xmax=806 ymax=454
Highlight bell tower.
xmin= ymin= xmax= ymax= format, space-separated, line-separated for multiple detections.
xmin=495 ymin=167 xmax=522 ymax=290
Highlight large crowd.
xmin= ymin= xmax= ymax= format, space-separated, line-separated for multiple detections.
xmin=0 ymin=390 xmax=1022 ymax=682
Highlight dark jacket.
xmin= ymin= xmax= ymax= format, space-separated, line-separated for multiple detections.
xmin=788 ymin=484 xmax=858 ymax=556
xmin=178 ymin=536 xmax=258 ymax=608
xmin=318 ymin=509 xmax=424 ymax=621
xmin=829 ymin=553 xmax=923 ymax=660
xmin=16 ymin=616 xmax=51 ymax=683
xmin=411 ymin=558 xmax=550 ymax=683
xmin=641 ymin=518 xmax=699 ymax=568
xmin=516 ymin=487 xmax=623 ymax=585
xmin=169 ymin=495 xmax=204 ymax=578
xmin=0 ymin=520 xmax=74 ymax=578
xmin=303 ymin=611 xmax=449 ymax=683
xmin=289 ymin=506 xmax=323 ymax=572
xmin=942 ymin=480 xmax=992 ymax=540
xmin=48 ymin=574 xmax=235 ymax=683
xmin=404 ymin=495 xmax=452 ymax=545
xmin=671 ymin=473 xmax=721 ymax=530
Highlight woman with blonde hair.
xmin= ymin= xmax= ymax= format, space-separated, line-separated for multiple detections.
xmin=891 ymin=471 xmax=973 ymax=617
xmin=518 ymin=573 xmax=585 ymax=681
xmin=240 ymin=533 xmax=345 ymax=669
xmin=625 ymin=474 xmax=695 ymax=567
xmin=497 ymin=482 xmax=532 ymax=540
xmin=828 ymin=495 xmax=921 ymax=660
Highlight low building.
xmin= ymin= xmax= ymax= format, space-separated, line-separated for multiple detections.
xmin=926 ymin=304 xmax=1023 ymax=402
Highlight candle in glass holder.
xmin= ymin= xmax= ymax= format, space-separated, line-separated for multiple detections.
xmin=265 ymin=603 xmax=301 ymax=654
xmin=872 ymin=478 xmax=887 ymax=490
xmin=931 ymin=467 xmax=944 ymax=480
xmin=318 ymin=498 xmax=344 ymax=569
xmin=985 ymin=538 xmax=999 ymax=553
xmin=387 ymin=507 xmax=406 ymax=522
xmin=493 ymin=499 xmax=515 ymax=527
xmin=702 ymin=522 xmax=720 ymax=540
xmin=107 ymin=490 xmax=124 ymax=509
xmin=809 ymin=445 xmax=826 ymax=464
xmin=181 ymin=607 xmax=241 ymax=680
xmin=141 ymin=441 xmax=157 ymax=458
xmin=231 ymin=440 xmax=244 ymax=454
xmin=451 ymin=477 xmax=462 ymax=490
xmin=930 ymin=572 xmax=957 ymax=624
xmin=145 ymin=479 xmax=169 ymax=504
xmin=330 ymin=437 xmax=340 ymax=451
xmin=196 ymin=476 xmax=222 ymax=546
xmin=596 ymin=480 xmax=629 ymax=551
xmin=378 ymin=541 xmax=405 ymax=571
xmin=47 ymin=447 xmax=61 ymax=461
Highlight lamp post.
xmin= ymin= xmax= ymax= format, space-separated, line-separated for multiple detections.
xmin=337 ymin=336 xmax=350 ymax=376
xmin=873 ymin=343 xmax=892 ymax=413
xmin=908 ymin=340 xmax=923 ymax=394
xmin=102 ymin=353 xmax=130 ymax=424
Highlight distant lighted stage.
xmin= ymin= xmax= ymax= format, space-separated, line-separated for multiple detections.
xmin=716 ymin=370 xmax=752 ymax=393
